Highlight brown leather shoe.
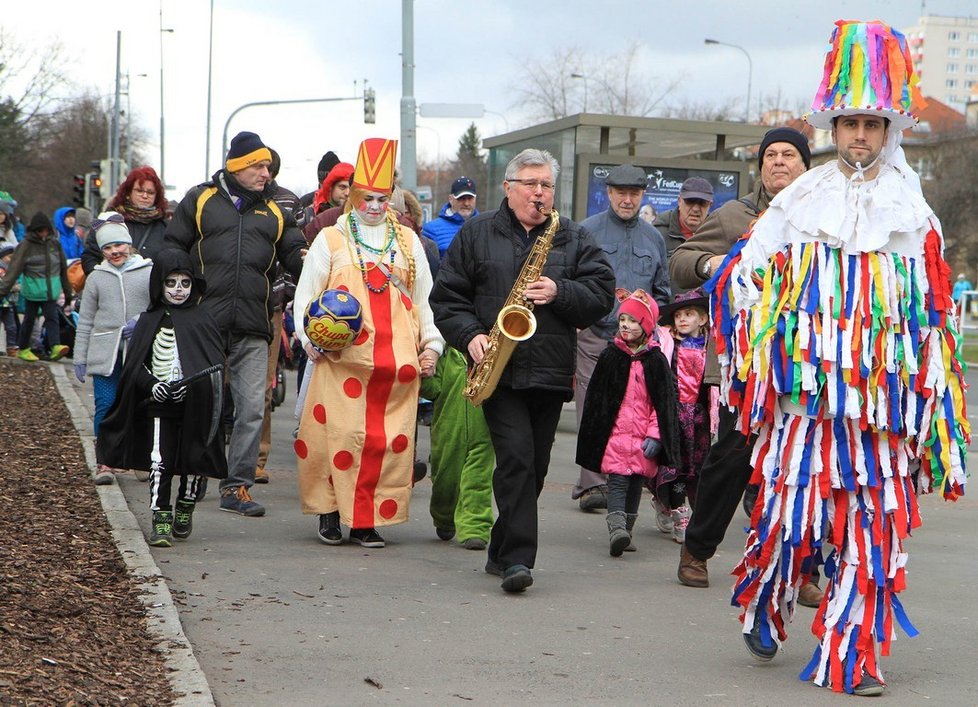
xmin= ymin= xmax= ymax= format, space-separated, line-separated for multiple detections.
xmin=797 ymin=580 xmax=824 ymax=608
xmin=255 ymin=467 xmax=269 ymax=484
xmin=678 ymin=545 xmax=709 ymax=588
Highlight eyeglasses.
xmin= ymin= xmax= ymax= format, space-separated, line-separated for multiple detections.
xmin=508 ymin=178 xmax=556 ymax=192
xmin=164 ymin=277 xmax=192 ymax=288
xmin=132 ymin=188 xmax=157 ymax=196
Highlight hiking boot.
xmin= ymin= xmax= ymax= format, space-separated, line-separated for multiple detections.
xmin=578 ymin=485 xmax=608 ymax=512
xmin=462 ymin=537 xmax=487 ymax=551
xmin=94 ymin=465 xmax=114 ymax=486
xmin=350 ymin=527 xmax=385 ymax=548
xmin=743 ymin=613 xmax=778 ymax=662
xmin=652 ymin=495 xmax=674 ymax=533
xmin=6 ymin=347 xmax=18 ymax=357
xmin=501 ymin=564 xmax=533 ymax=593
xmin=254 ymin=467 xmax=269 ymax=484
xmin=318 ymin=512 xmax=342 ymax=545
xmin=607 ymin=511 xmax=631 ymax=557
xmin=48 ymin=345 xmax=69 ymax=361
xmin=678 ymin=545 xmax=709 ymax=588
xmin=436 ymin=526 xmax=455 ymax=541
xmin=624 ymin=513 xmax=638 ymax=552
xmin=219 ymin=486 xmax=266 ymax=516
xmin=797 ymin=580 xmax=824 ymax=608
xmin=172 ymin=500 xmax=196 ymax=539
xmin=17 ymin=349 xmax=39 ymax=362
xmin=149 ymin=510 xmax=174 ymax=547
xmin=671 ymin=505 xmax=692 ymax=544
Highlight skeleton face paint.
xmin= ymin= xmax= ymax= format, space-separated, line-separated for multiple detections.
xmin=163 ymin=271 xmax=193 ymax=305
xmin=355 ymin=191 xmax=390 ymax=226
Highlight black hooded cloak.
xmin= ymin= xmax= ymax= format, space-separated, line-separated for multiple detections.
xmin=97 ymin=249 xmax=228 ymax=477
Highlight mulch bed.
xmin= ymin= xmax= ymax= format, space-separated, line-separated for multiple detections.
xmin=0 ymin=359 xmax=176 ymax=704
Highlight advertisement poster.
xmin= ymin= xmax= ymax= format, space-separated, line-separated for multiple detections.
xmin=585 ymin=164 xmax=741 ymax=219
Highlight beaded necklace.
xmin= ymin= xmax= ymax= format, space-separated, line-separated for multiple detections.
xmin=348 ymin=213 xmax=397 ymax=294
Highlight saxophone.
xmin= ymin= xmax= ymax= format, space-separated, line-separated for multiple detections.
xmin=463 ymin=206 xmax=560 ymax=406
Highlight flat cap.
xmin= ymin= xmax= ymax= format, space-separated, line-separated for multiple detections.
xmin=605 ymin=165 xmax=647 ymax=189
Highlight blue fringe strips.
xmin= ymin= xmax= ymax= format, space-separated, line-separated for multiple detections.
xmin=712 ymin=230 xmax=968 ymax=694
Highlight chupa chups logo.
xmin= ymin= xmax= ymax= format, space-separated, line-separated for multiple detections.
xmin=307 ymin=315 xmax=357 ymax=348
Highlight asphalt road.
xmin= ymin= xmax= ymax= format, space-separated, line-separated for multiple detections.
xmin=66 ymin=364 xmax=978 ymax=706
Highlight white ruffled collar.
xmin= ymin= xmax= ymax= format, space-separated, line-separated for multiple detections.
xmin=770 ymin=161 xmax=933 ymax=252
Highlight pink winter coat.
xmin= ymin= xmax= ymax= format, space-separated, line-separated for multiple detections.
xmin=600 ymin=337 xmax=662 ymax=478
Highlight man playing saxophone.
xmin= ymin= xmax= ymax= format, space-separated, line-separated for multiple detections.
xmin=431 ymin=148 xmax=614 ymax=593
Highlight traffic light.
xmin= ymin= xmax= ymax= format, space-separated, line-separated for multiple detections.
xmin=364 ymin=88 xmax=376 ymax=124
xmin=72 ymin=175 xmax=86 ymax=206
xmin=90 ymin=172 xmax=103 ymax=202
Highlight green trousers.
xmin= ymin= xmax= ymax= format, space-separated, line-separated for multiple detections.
xmin=420 ymin=348 xmax=495 ymax=542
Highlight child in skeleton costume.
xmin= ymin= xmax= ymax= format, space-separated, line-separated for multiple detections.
xmin=576 ymin=289 xmax=679 ymax=557
xmin=98 ymin=249 xmax=227 ymax=547
xmin=711 ymin=20 xmax=968 ymax=697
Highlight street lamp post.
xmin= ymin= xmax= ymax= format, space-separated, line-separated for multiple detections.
xmin=570 ymin=72 xmax=589 ymax=113
xmin=705 ymin=38 xmax=753 ymax=123
xmin=160 ymin=2 xmax=175 ymax=188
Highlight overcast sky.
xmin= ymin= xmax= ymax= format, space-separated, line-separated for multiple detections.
xmin=4 ymin=0 xmax=977 ymax=200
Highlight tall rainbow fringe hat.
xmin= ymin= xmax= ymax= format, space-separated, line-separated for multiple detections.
xmin=352 ymin=138 xmax=398 ymax=194
xmin=806 ymin=19 xmax=926 ymax=131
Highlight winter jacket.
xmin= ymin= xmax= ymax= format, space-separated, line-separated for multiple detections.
xmin=575 ymin=338 xmax=679 ymax=476
xmin=422 ymin=203 xmax=477 ymax=259
xmin=580 ymin=209 xmax=670 ymax=340
xmin=0 ymin=216 xmax=70 ymax=304
xmin=54 ymin=206 xmax=84 ymax=260
xmin=668 ymin=181 xmax=772 ymax=384
xmin=81 ymin=217 xmax=168 ymax=275
xmin=73 ymin=255 xmax=153 ymax=376
xmin=430 ymin=200 xmax=614 ymax=397
xmin=163 ymin=170 xmax=307 ymax=342
xmin=653 ymin=208 xmax=689 ymax=258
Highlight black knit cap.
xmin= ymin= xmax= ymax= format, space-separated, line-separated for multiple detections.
xmin=317 ymin=151 xmax=340 ymax=184
xmin=758 ymin=127 xmax=811 ymax=170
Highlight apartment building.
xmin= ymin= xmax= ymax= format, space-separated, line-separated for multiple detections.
xmin=904 ymin=15 xmax=978 ymax=108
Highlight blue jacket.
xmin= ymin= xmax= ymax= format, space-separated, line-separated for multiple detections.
xmin=422 ymin=203 xmax=477 ymax=258
xmin=581 ymin=209 xmax=671 ymax=340
xmin=54 ymin=206 xmax=84 ymax=260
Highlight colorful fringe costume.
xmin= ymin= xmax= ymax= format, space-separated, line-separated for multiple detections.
xmin=712 ymin=19 xmax=968 ymax=697
xmin=715 ymin=170 xmax=969 ymax=691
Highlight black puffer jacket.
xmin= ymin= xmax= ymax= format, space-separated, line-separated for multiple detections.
xmin=430 ymin=200 xmax=614 ymax=397
xmin=163 ymin=171 xmax=306 ymax=342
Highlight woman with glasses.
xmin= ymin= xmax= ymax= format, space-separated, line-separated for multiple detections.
xmin=81 ymin=166 xmax=169 ymax=275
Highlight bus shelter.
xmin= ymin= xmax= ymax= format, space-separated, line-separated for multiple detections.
xmin=483 ymin=114 xmax=770 ymax=222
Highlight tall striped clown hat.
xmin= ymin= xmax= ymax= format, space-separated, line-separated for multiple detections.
xmin=806 ymin=20 xmax=926 ymax=131
xmin=352 ymin=138 xmax=398 ymax=194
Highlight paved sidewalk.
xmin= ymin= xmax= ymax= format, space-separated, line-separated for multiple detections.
xmin=56 ymin=362 xmax=978 ymax=706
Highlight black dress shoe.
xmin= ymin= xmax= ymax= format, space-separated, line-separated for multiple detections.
xmin=318 ymin=512 xmax=342 ymax=545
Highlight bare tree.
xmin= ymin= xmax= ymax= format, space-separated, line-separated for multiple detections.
xmin=508 ymin=42 xmax=679 ymax=123
xmin=659 ymin=96 xmax=742 ymax=122
xmin=924 ymin=132 xmax=978 ymax=278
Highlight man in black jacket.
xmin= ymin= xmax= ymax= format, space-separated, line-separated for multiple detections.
xmin=430 ymin=148 xmax=614 ymax=593
xmin=164 ymin=131 xmax=306 ymax=517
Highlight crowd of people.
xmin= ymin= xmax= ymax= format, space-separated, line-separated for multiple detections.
xmin=0 ymin=18 xmax=970 ymax=699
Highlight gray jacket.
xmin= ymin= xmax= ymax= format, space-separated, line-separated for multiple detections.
xmin=580 ymin=209 xmax=670 ymax=340
xmin=74 ymin=256 xmax=153 ymax=376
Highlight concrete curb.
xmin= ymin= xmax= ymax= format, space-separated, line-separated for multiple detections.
xmin=49 ymin=363 xmax=214 ymax=706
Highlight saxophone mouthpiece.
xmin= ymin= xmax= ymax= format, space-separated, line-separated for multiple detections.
xmin=534 ymin=201 xmax=548 ymax=213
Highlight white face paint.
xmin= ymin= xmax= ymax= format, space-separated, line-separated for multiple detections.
xmin=355 ymin=191 xmax=391 ymax=226
xmin=163 ymin=272 xmax=193 ymax=305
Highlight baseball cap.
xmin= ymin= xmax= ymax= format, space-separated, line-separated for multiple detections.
xmin=679 ymin=177 xmax=714 ymax=202
xmin=450 ymin=176 xmax=477 ymax=198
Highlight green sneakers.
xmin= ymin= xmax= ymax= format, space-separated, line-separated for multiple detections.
xmin=172 ymin=500 xmax=195 ymax=539
xmin=148 ymin=511 xmax=174 ymax=547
